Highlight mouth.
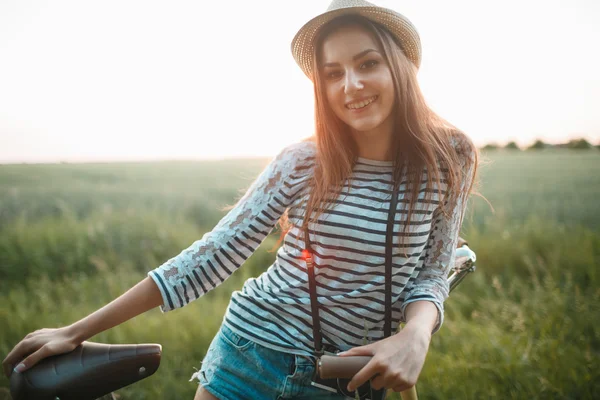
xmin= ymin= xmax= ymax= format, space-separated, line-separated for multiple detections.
xmin=345 ymin=95 xmax=378 ymax=110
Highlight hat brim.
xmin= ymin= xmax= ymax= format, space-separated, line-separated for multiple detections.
xmin=291 ymin=5 xmax=421 ymax=80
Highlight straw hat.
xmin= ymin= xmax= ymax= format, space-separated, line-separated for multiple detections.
xmin=291 ymin=0 xmax=422 ymax=80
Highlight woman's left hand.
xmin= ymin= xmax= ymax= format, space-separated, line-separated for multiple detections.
xmin=337 ymin=323 xmax=432 ymax=393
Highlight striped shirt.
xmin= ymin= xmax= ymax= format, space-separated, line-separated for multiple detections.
xmin=148 ymin=139 xmax=474 ymax=357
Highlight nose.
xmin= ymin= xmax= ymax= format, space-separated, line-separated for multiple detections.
xmin=344 ymin=69 xmax=364 ymax=95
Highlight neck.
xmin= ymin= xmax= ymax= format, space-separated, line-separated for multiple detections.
xmin=351 ymin=118 xmax=394 ymax=161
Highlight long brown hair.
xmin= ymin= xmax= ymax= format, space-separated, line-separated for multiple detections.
xmin=287 ymin=15 xmax=479 ymax=248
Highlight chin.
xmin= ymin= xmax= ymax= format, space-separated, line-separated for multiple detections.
xmin=348 ymin=119 xmax=382 ymax=133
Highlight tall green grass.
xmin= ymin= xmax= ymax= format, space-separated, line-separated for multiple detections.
xmin=1 ymin=150 xmax=599 ymax=399
xmin=422 ymin=217 xmax=599 ymax=399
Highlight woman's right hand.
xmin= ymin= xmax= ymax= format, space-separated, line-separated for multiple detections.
xmin=3 ymin=277 xmax=164 ymax=378
xmin=2 ymin=325 xmax=81 ymax=378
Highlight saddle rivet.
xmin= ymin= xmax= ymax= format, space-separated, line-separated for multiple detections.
xmin=139 ymin=366 xmax=146 ymax=374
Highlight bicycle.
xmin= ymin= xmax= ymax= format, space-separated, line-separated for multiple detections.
xmin=8 ymin=240 xmax=476 ymax=400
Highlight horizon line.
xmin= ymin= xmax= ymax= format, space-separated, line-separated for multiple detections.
xmin=2 ymin=146 xmax=599 ymax=166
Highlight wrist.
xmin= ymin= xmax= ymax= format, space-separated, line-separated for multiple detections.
xmin=403 ymin=320 xmax=433 ymax=343
xmin=66 ymin=321 xmax=90 ymax=344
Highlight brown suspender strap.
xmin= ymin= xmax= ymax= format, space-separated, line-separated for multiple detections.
xmin=304 ymin=182 xmax=398 ymax=355
xmin=384 ymin=183 xmax=399 ymax=337
xmin=303 ymin=206 xmax=323 ymax=355
xmin=304 ymin=250 xmax=323 ymax=355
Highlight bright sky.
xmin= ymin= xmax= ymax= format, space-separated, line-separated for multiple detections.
xmin=1 ymin=0 xmax=599 ymax=163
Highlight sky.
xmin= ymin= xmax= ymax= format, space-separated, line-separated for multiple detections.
xmin=0 ymin=0 xmax=599 ymax=163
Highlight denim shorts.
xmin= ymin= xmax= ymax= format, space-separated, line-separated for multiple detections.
xmin=193 ymin=324 xmax=347 ymax=400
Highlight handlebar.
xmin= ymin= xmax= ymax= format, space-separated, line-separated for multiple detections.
xmin=317 ymin=354 xmax=370 ymax=379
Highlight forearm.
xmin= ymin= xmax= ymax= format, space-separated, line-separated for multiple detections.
xmin=68 ymin=277 xmax=163 ymax=343
xmin=403 ymin=300 xmax=438 ymax=339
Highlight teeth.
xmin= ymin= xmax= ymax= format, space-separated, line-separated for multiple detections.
xmin=346 ymin=96 xmax=377 ymax=110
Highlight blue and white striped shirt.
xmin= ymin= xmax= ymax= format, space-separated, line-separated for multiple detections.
xmin=149 ymin=139 xmax=473 ymax=357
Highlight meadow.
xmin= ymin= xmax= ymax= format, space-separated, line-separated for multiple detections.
xmin=0 ymin=149 xmax=599 ymax=399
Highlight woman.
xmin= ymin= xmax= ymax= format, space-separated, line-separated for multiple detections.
xmin=3 ymin=1 xmax=478 ymax=399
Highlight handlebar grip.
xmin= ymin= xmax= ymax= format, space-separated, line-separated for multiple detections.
xmin=317 ymin=355 xmax=371 ymax=379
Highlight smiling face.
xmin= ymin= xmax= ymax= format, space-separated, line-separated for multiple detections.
xmin=318 ymin=24 xmax=396 ymax=140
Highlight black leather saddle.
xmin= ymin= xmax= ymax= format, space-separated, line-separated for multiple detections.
xmin=10 ymin=341 xmax=162 ymax=400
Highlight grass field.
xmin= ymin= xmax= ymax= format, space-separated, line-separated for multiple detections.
xmin=0 ymin=149 xmax=599 ymax=399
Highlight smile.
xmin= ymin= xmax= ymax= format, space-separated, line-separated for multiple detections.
xmin=345 ymin=95 xmax=378 ymax=110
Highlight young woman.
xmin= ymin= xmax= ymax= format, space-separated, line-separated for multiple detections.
xmin=3 ymin=1 xmax=478 ymax=399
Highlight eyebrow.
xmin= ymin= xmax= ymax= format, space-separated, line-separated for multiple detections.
xmin=321 ymin=49 xmax=380 ymax=68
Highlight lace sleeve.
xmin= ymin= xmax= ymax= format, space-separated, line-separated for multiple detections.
xmin=400 ymin=140 xmax=476 ymax=334
xmin=148 ymin=141 xmax=315 ymax=312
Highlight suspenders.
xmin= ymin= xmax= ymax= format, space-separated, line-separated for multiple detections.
xmin=303 ymin=181 xmax=400 ymax=355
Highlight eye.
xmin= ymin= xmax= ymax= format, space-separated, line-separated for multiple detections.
xmin=360 ymin=60 xmax=379 ymax=69
xmin=325 ymin=70 xmax=343 ymax=80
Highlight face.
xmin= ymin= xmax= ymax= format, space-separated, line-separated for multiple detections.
xmin=319 ymin=24 xmax=395 ymax=137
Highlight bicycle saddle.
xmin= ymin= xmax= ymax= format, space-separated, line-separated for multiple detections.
xmin=10 ymin=341 xmax=162 ymax=400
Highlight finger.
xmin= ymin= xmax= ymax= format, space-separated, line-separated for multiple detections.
xmin=14 ymin=345 xmax=52 ymax=374
xmin=393 ymin=384 xmax=414 ymax=393
xmin=3 ymin=329 xmax=48 ymax=377
xmin=2 ymin=338 xmax=37 ymax=377
xmin=338 ymin=343 xmax=374 ymax=357
xmin=346 ymin=358 xmax=382 ymax=392
xmin=370 ymin=372 xmax=401 ymax=391
xmin=2 ymin=359 xmax=12 ymax=378
xmin=2 ymin=352 xmax=14 ymax=378
xmin=370 ymin=374 xmax=386 ymax=390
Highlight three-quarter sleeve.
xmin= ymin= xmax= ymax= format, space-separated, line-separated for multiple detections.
xmin=148 ymin=141 xmax=315 ymax=312
xmin=400 ymin=141 xmax=476 ymax=334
